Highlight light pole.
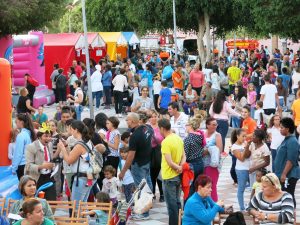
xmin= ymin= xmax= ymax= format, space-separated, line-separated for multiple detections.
xmin=172 ymin=0 xmax=178 ymax=60
xmin=81 ymin=0 xmax=94 ymax=118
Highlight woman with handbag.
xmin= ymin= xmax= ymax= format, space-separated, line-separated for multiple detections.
xmin=148 ymin=109 xmax=164 ymax=202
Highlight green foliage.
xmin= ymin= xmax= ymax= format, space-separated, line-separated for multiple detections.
xmin=239 ymin=0 xmax=300 ymax=40
xmin=59 ymin=4 xmax=83 ymax=33
xmin=86 ymin=0 xmax=135 ymax=31
xmin=0 ymin=0 xmax=66 ymax=36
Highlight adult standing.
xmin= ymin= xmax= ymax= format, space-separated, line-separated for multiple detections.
xmin=24 ymin=73 xmax=36 ymax=102
xmin=209 ymin=90 xmax=241 ymax=152
xmin=172 ymin=64 xmax=185 ymax=95
xmin=131 ymin=86 xmax=154 ymax=112
xmin=50 ymin=64 xmax=59 ymax=103
xmin=211 ymin=65 xmax=221 ymax=96
xmin=67 ymin=67 xmax=78 ymax=96
xmin=219 ymin=62 xmax=229 ymax=95
xmin=292 ymin=67 xmax=300 ymax=95
xmin=73 ymin=60 xmax=83 ymax=78
xmin=141 ymin=64 xmax=154 ymax=99
xmin=231 ymin=86 xmax=247 ymax=128
xmin=57 ymin=106 xmax=72 ymax=137
xmin=67 ymin=80 xmax=84 ymax=121
xmin=291 ymin=90 xmax=300 ymax=138
xmin=112 ymin=68 xmax=128 ymax=118
xmin=241 ymin=105 xmax=257 ymax=140
xmin=204 ymin=117 xmax=223 ymax=202
xmin=267 ymin=115 xmax=284 ymax=172
xmin=189 ymin=63 xmax=204 ymax=96
xmin=184 ymin=115 xmax=206 ymax=196
xmin=55 ymin=68 xmax=67 ymax=106
xmin=274 ymin=117 xmax=300 ymax=207
xmin=17 ymin=88 xmax=36 ymax=114
xmin=91 ymin=65 xmax=103 ymax=111
xmin=158 ymin=118 xmax=186 ymax=225
xmin=260 ymin=74 xmax=281 ymax=116
xmin=102 ymin=64 xmax=112 ymax=109
xmin=58 ymin=121 xmax=100 ymax=206
xmin=12 ymin=114 xmax=36 ymax=180
xmin=119 ymin=113 xmax=153 ymax=220
xmin=227 ymin=60 xmax=242 ymax=94
xmin=25 ymin=124 xmax=59 ymax=200
xmin=168 ymin=102 xmax=189 ymax=140
xmin=148 ymin=110 xmax=164 ymax=202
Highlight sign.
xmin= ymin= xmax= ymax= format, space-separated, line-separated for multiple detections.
xmin=226 ymin=40 xmax=259 ymax=50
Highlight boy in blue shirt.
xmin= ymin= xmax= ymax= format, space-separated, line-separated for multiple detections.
xmin=279 ymin=67 xmax=291 ymax=90
xmin=157 ymin=80 xmax=171 ymax=114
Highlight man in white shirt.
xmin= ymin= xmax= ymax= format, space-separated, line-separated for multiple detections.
xmin=168 ymin=102 xmax=189 ymax=139
xmin=260 ymin=74 xmax=281 ymax=115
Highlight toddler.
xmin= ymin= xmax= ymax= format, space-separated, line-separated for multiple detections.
xmin=120 ymin=131 xmax=131 ymax=149
xmin=119 ymin=147 xmax=135 ymax=203
xmin=250 ymin=168 xmax=267 ymax=199
xmin=254 ymin=100 xmax=265 ymax=129
xmin=81 ymin=192 xmax=110 ymax=225
xmin=54 ymin=106 xmax=62 ymax=121
xmin=102 ymin=165 xmax=119 ymax=205
xmin=129 ymin=82 xmax=140 ymax=103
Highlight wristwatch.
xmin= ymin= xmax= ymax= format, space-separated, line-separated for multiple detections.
xmin=264 ymin=213 xmax=268 ymax=220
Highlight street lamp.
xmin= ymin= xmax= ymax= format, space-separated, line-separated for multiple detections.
xmin=81 ymin=0 xmax=94 ymax=118
xmin=173 ymin=0 xmax=178 ymax=60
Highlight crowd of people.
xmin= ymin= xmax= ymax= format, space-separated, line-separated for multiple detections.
xmin=8 ymin=46 xmax=300 ymax=225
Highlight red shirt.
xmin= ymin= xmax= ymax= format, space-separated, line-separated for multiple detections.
xmin=75 ymin=65 xmax=83 ymax=78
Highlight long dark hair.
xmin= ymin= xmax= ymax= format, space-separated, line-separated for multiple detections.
xmin=234 ymin=85 xmax=246 ymax=102
xmin=213 ymin=90 xmax=226 ymax=114
xmin=95 ymin=112 xmax=108 ymax=130
xmin=230 ymin=128 xmax=245 ymax=145
xmin=16 ymin=114 xmax=36 ymax=141
xmin=83 ymin=118 xmax=96 ymax=139
xmin=71 ymin=120 xmax=90 ymax=142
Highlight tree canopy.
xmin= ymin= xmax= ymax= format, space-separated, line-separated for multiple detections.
xmin=0 ymin=0 xmax=66 ymax=36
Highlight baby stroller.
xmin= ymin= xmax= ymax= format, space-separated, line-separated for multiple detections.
xmin=121 ymin=90 xmax=131 ymax=115
xmin=110 ymin=179 xmax=153 ymax=225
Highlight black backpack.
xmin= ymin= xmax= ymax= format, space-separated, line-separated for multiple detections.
xmin=251 ymin=71 xmax=260 ymax=87
xmin=223 ymin=212 xmax=246 ymax=225
xmin=55 ymin=74 xmax=67 ymax=89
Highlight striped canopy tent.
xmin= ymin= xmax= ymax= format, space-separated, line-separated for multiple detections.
xmin=99 ymin=32 xmax=127 ymax=61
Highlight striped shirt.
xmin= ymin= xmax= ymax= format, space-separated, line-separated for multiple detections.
xmin=248 ymin=191 xmax=294 ymax=224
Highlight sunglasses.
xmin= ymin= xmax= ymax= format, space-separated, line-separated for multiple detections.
xmin=265 ymin=175 xmax=275 ymax=186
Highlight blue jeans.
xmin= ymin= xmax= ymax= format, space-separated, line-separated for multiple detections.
xmin=92 ymin=91 xmax=102 ymax=108
xmin=72 ymin=177 xmax=96 ymax=208
xmin=75 ymin=105 xmax=83 ymax=121
xmin=103 ymin=86 xmax=112 ymax=105
xmin=131 ymin=162 xmax=152 ymax=216
xmin=250 ymin=107 xmax=255 ymax=119
xmin=163 ymin=175 xmax=181 ymax=225
xmin=231 ymin=116 xmax=241 ymax=128
xmin=235 ymin=169 xmax=249 ymax=210
xmin=149 ymin=86 xmax=153 ymax=99
xmin=216 ymin=119 xmax=229 ymax=151
xmin=188 ymin=160 xmax=204 ymax=197
xmin=271 ymin=149 xmax=277 ymax=172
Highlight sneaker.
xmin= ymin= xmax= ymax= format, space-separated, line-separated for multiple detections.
xmin=131 ymin=214 xmax=150 ymax=220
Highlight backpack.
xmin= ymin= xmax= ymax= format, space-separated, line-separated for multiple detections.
xmin=27 ymin=76 xmax=39 ymax=87
xmin=251 ymin=71 xmax=260 ymax=87
xmin=55 ymin=74 xmax=67 ymax=89
xmin=75 ymin=141 xmax=103 ymax=179
xmin=223 ymin=212 xmax=246 ymax=225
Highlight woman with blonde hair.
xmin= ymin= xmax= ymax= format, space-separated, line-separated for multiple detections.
xmin=248 ymin=173 xmax=295 ymax=224
xmin=184 ymin=113 xmax=206 ymax=196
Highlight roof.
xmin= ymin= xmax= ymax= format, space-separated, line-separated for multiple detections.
xmin=123 ymin=32 xmax=140 ymax=45
xmin=75 ymin=33 xmax=106 ymax=49
xmin=44 ymin=33 xmax=81 ymax=46
xmin=99 ymin=32 xmax=127 ymax=45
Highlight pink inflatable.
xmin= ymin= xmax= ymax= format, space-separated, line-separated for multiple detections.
xmin=12 ymin=31 xmax=45 ymax=87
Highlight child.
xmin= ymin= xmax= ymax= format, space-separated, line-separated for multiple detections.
xmin=128 ymin=82 xmax=140 ymax=103
xmin=81 ymin=192 xmax=110 ymax=225
xmin=254 ymin=100 xmax=265 ymax=128
xmin=241 ymin=71 xmax=250 ymax=90
xmin=247 ymin=83 xmax=257 ymax=118
xmin=230 ymin=128 xmax=251 ymax=211
xmin=157 ymin=80 xmax=171 ymax=115
xmin=153 ymin=74 xmax=162 ymax=112
xmin=250 ymin=168 xmax=267 ymax=199
xmin=54 ymin=106 xmax=62 ymax=121
xmin=119 ymin=147 xmax=135 ymax=203
xmin=34 ymin=106 xmax=48 ymax=125
xmin=102 ymin=165 xmax=119 ymax=205
xmin=120 ymin=131 xmax=131 ymax=149
xmin=104 ymin=116 xmax=120 ymax=163
xmin=8 ymin=129 xmax=19 ymax=161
